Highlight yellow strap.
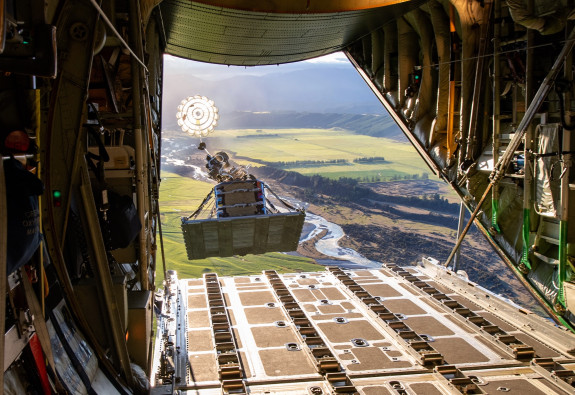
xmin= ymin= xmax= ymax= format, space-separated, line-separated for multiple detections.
xmin=20 ymin=268 xmax=65 ymax=392
xmin=0 ymin=157 xmax=7 ymax=395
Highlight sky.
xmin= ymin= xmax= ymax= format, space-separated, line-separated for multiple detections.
xmin=163 ymin=51 xmax=351 ymax=80
xmin=161 ymin=51 xmax=388 ymax=117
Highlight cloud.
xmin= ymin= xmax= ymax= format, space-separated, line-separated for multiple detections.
xmin=163 ymin=51 xmax=350 ymax=81
xmin=165 ymin=51 xmax=349 ymax=68
xmin=304 ymin=52 xmax=349 ymax=64
xmin=164 ymin=54 xmax=281 ymax=78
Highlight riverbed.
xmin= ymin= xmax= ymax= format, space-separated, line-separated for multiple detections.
xmin=299 ymin=212 xmax=381 ymax=269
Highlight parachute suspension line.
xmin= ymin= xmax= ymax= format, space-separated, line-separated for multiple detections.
xmin=186 ymin=189 xmax=214 ymax=220
xmin=263 ymin=182 xmax=301 ymax=212
xmin=265 ymin=198 xmax=279 ymax=214
xmin=205 ymin=198 xmax=216 ymax=219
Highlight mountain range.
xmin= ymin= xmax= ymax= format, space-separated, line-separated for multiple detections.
xmin=163 ymin=61 xmax=403 ymax=139
xmin=224 ymin=111 xmax=403 ymax=140
xmin=163 ymin=63 xmax=387 ymax=117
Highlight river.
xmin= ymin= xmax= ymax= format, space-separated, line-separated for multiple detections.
xmin=165 ymin=163 xmax=382 ymax=269
xmin=298 ymin=212 xmax=381 ymax=269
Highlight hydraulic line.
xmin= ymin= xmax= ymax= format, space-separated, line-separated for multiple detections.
xmin=464 ymin=0 xmax=493 ymax=164
xmin=446 ymin=4 xmax=458 ymax=163
xmin=557 ymin=82 xmax=575 ymax=131
xmin=80 ymin=163 xmax=134 ymax=386
xmin=129 ymin=0 xmax=150 ymax=291
xmin=444 ymin=26 xmax=575 ymax=268
xmin=491 ymin=0 xmax=502 ymax=234
xmin=557 ymin=104 xmax=572 ymax=309
xmin=520 ymin=15 xmax=536 ymax=273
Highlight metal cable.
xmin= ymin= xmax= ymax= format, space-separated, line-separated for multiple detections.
xmin=88 ymin=0 xmax=148 ymax=73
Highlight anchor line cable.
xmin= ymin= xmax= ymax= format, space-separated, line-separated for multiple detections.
xmin=88 ymin=0 xmax=149 ymax=73
xmin=428 ymin=39 xmax=575 ymax=70
xmin=157 ymin=205 xmax=167 ymax=281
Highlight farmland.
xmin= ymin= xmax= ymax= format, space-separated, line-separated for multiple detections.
xmin=164 ymin=127 xmax=430 ymax=181
xmin=159 ymin=128 xmax=538 ymax=312
xmin=157 ymin=171 xmax=321 ymax=285
xmin=159 ymin=126 xmax=453 ymax=286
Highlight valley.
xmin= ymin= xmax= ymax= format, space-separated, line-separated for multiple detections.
xmin=160 ymin=125 xmax=541 ymax=313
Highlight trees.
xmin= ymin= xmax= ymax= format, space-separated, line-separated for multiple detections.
xmin=353 ymin=156 xmax=386 ymax=164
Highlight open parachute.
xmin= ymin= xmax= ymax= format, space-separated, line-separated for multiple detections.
xmin=176 ymin=95 xmax=305 ymax=260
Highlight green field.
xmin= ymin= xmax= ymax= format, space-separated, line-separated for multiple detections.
xmin=156 ymin=171 xmax=321 ymax=285
xmin=158 ymin=127 xmax=428 ymax=284
xmin=208 ymin=128 xmax=429 ymax=180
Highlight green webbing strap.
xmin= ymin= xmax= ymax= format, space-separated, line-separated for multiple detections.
xmin=520 ymin=209 xmax=532 ymax=270
xmin=557 ymin=220 xmax=568 ymax=308
xmin=491 ymin=199 xmax=501 ymax=233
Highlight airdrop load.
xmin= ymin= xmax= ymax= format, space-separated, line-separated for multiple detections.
xmin=176 ymin=96 xmax=305 ymax=260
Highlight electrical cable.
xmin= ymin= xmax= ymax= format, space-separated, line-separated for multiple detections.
xmin=556 ymin=81 xmax=575 ymax=131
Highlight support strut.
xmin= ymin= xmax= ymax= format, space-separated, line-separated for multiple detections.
xmin=444 ymin=27 xmax=575 ymax=268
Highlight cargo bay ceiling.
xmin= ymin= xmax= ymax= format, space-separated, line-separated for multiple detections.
xmin=152 ymin=0 xmax=575 ymax=329
xmin=157 ymin=0 xmax=426 ymax=65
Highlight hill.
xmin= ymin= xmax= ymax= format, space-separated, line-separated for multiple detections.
xmin=221 ymin=111 xmax=403 ymax=140
xmin=163 ymin=66 xmax=385 ymax=117
xmin=163 ymin=60 xmax=404 ymax=140
xmin=163 ymin=111 xmax=404 ymax=140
